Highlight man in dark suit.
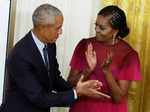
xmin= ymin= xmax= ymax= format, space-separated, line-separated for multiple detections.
xmin=1 ymin=4 xmax=106 ymax=112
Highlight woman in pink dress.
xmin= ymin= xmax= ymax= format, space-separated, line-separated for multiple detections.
xmin=67 ymin=5 xmax=142 ymax=112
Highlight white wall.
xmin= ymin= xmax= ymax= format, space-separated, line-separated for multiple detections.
xmin=0 ymin=0 xmax=10 ymax=105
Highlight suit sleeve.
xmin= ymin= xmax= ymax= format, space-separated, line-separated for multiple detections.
xmin=7 ymin=53 xmax=75 ymax=109
xmin=48 ymin=43 xmax=74 ymax=91
xmin=53 ymin=57 xmax=74 ymax=91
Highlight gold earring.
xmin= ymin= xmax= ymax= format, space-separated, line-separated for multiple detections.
xmin=112 ymin=35 xmax=116 ymax=45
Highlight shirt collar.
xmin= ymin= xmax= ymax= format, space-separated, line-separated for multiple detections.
xmin=31 ymin=31 xmax=45 ymax=50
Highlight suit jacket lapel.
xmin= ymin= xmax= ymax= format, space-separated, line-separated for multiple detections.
xmin=26 ymin=31 xmax=48 ymax=75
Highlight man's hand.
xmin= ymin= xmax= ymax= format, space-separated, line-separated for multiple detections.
xmin=75 ymin=75 xmax=111 ymax=99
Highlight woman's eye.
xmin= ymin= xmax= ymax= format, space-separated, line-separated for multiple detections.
xmin=100 ymin=27 xmax=105 ymax=30
xmin=95 ymin=23 xmax=105 ymax=30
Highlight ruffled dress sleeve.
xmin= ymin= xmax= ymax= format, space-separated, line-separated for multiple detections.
xmin=70 ymin=39 xmax=87 ymax=72
xmin=117 ymin=51 xmax=142 ymax=81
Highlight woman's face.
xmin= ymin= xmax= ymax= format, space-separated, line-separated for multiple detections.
xmin=95 ymin=15 xmax=118 ymax=45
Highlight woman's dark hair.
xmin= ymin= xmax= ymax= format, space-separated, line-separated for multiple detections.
xmin=98 ymin=5 xmax=129 ymax=38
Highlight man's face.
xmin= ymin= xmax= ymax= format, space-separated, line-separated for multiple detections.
xmin=42 ymin=16 xmax=63 ymax=43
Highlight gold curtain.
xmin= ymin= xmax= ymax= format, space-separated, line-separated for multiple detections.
xmin=103 ymin=0 xmax=150 ymax=112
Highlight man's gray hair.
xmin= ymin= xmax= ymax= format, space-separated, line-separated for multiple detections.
xmin=32 ymin=4 xmax=63 ymax=26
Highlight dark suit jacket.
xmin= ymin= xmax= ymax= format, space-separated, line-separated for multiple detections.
xmin=1 ymin=31 xmax=75 ymax=112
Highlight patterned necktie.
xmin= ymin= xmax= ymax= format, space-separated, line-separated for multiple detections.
xmin=43 ymin=45 xmax=50 ymax=71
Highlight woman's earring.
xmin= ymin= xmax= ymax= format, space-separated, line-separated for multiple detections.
xmin=112 ymin=35 xmax=116 ymax=45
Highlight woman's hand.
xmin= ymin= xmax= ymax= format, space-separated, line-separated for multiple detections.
xmin=85 ymin=43 xmax=97 ymax=72
xmin=68 ymin=43 xmax=97 ymax=86
xmin=101 ymin=52 xmax=114 ymax=74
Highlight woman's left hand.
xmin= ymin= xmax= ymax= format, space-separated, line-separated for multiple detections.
xmin=101 ymin=52 xmax=114 ymax=74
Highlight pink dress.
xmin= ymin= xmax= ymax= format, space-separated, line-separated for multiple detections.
xmin=69 ymin=37 xmax=142 ymax=112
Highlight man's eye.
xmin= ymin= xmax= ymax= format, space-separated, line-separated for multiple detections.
xmin=95 ymin=23 xmax=99 ymax=26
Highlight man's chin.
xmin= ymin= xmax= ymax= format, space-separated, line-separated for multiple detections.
xmin=49 ymin=39 xmax=57 ymax=43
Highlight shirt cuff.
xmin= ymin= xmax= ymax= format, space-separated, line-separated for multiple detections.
xmin=73 ymin=89 xmax=78 ymax=100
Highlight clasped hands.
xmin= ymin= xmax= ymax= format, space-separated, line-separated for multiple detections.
xmin=75 ymin=75 xmax=110 ymax=99
xmin=75 ymin=43 xmax=112 ymax=99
